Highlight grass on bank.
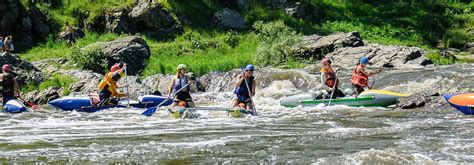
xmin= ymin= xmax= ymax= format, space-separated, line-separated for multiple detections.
xmin=19 ymin=0 xmax=474 ymax=76
xmin=21 ymin=74 xmax=76 ymax=96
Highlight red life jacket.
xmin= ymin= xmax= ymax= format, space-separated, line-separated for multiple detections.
xmin=351 ymin=65 xmax=368 ymax=87
xmin=321 ymin=67 xmax=337 ymax=88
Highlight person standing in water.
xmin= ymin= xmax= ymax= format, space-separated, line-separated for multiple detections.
xmin=320 ymin=58 xmax=345 ymax=99
xmin=231 ymin=64 xmax=256 ymax=110
xmin=351 ymin=57 xmax=381 ymax=97
xmin=1 ymin=64 xmax=20 ymax=105
xmin=168 ymin=64 xmax=195 ymax=108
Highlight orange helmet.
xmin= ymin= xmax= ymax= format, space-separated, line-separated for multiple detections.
xmin=2 ymin=64 xmax=11 ymax=73
xmin=178 ymin=101 xmax=187 ymax=107
xmin=238 ymin=103 xmax=246 ymax=108
xmin=110 ymin=63 xmax=120 ymax=72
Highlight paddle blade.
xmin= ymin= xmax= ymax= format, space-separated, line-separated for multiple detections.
xmin=141 ymin=107 xmax=157 ymax=116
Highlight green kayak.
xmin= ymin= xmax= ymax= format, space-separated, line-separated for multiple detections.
xmin=280 ymin=90 xmax=409 ymax=107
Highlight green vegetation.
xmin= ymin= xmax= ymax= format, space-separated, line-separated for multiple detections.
xmin=425 ymin=51 xmax=456 ymax=65
xmin=39 ymin=74 xmax=76 ymax=96
xmin=70 ymin=45 xmax=108 ymax=74
xmin=21 ymin=74 xmax=76 ymax=96
xmin=142 ymin=31 xmax=257 ymax=77
xmin=19 ymin=0 xmax=474 ymax=80
xmin=253 ymin=21 xmax=303 ymax=67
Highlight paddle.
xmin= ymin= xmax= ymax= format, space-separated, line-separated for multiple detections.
xmin=327 ymin=70 xmax=339 ymax=106
xmin=369 ymin=80 xmax=376 ymax=89
xmin=18 ymin=96 xmax=40 ymax=110
xmin=124 ymin=65 xmax=130 ymax=108
xmin=141 ymin=84 xmax=189 ymax=116
xmin=241 ymin=68 xmax=257 ymax=115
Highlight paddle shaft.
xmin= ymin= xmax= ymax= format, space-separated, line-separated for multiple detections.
xmin=241 ymin=68 xmax=257 ymax=115
xmin=141 ymin=84 xmax=189 ymax=116
xmin=328 ymin=71 xmax=338 ymax=106
xmin=369 ymin=80 xmax=376 ymax=89
xmin=125 ymin=66 xmax=130 ymax=108
xmin=161 ymin=83 xmax=189 ymax=107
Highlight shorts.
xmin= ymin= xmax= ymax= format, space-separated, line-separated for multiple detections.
xmin=174 ymin=92 xmax=193 ymax=102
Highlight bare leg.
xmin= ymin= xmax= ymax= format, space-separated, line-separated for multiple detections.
xmin=230 ymin=99 xmax=239 ymax=108
xmin=186 ymin=101 xmax=195 ymax=108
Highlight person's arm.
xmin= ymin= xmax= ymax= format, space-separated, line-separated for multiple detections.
xmin=368 ymin=69 xmax=382 ymax=76
xmin=250 ymin=79 xmax=256 ymax=97
xmin=167 ymin=79 xmax=175 ymax=98
xmin=320 ymin=73 xmax=332 ymax=90
xmin=13 ymin=78 xmax=20 ymax=97
xmin=234 ymin=74 xmax=245 ymax=88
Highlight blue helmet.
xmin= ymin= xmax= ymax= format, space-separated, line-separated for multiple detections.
xmin=245 ymin=64 xmax=255 ymax=71
xmin=360 ymin=57 xmax=369 ymax=64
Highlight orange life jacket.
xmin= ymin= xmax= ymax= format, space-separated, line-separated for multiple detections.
xmin=320 ymin=67 xmax=337 ymax=88
xmin=351 ymin=65 xmax=368 ymax=87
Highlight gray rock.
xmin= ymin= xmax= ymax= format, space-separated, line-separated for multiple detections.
xmin=0 ymin=1 xmax=51 ymax=48
xmin=214 ymin=8 xmax=246 ymax=29
xmin=0 ymin=53 xmax=43 ymax=86
xmin=128 ymin=2 xmax=174 ymax=30
xmin=326 ymin=43 xmax=432 ymax=68
xmin=236 ymin=0 xmax=250 ymax=10
xmin=23 ymin=87 xmax=63 ymax=105
xmin=293 ymin=32 xmax=364 ymax=59
xmin=285 ymin=2 xmax=305 ymax=18
xmin=82 ymin=36 xmax=150 ymax=75
xmin=92 ymin=2 xmax=180 ymax=37
xmin=465 ymin=42 xmax=474 ymax=54
xmin=105 ymin=10 xmax=132 ymax=34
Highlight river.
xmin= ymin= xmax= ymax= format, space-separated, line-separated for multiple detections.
xmin=1 ymin=64 xmax=473 ymax=163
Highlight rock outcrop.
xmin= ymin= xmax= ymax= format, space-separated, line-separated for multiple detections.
xmin=293 ymin=32 xmax=364 ymax=60
xmin=326 ymin=43 xmax=433 ymax=68
xmin=23 ymin=86 xmax=62 ymax=105
xmin=213 ymin=8 xmax=246 ymax=30
xmin=465 ymin=42 xmax=474 ymax=54
xmin=91 ymin=2 xmax=180 ymax=37
xmin=0 ymin=1 xmax=52 ymax=49
xmin=285 ymin=2 xmax=305 ymax=18
xmin=82 ymin=36 xmax=150 ymax=75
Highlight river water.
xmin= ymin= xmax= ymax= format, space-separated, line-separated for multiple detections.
xmin=1 ymin=64 xmax=473 ymax=163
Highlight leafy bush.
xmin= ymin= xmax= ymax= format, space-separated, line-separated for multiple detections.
xmin=425 ymin=51 xmax=456 ymax=65
xmin=252 ymin=21 xmax=302 ymax=66
xmin=70 ymin=45 xmax=108 ymax=73
xmin=443 ymin=28 xmax=471 ymax=49
xmin=39 ymin=74 xmax=76 ymax=96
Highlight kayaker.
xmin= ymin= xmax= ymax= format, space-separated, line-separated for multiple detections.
xmin=97 ymin=63 xmax=127 ymax=106
xmin=168 ymin=64 xmax=195 ymax=108
xmin=352 ymin=57 xmax=381 ymax=97
xmin=230 ymin=64 xmax=256 ymax=110
xmin=320 ymin=58 xmax=345 ymax=99
xmin=1 ymin=64 xmax=20 ymax=105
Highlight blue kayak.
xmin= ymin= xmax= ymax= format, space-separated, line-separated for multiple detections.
xmin=3 ymin=99 xmax=27 ymax=113
xmin=49 ymin=95 xmax=172 ymax=113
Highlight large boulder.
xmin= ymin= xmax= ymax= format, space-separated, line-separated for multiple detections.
xmin=293 ymin=32 xmax=364 ymax=60
xmin=23 ymin=86 xmax=62 ymax=105
xmin=0 ymin=1 xmax=51 ymax=49
xmin=0 ymin=53 xmax=44 ymax=86
xmin=82 ymin=36 xmax=150 ymax=75
xmin=105 ymin=10 xmax=132 ymax=34
xmin=92 ymin=2 xmax=180 ymax=37
xmin=128 ymin=2 xmax=175 ymax=30
xmin=465 ymin=42 xmax=474 ymax=54
xmin=213 ymin=8 xmax=245 ymax=30
xmin=326 ymin=43 xmax=433 ymax=68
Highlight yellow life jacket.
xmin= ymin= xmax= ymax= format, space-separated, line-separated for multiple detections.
xmin=98 ymin=70 xmax=125 ymax=97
